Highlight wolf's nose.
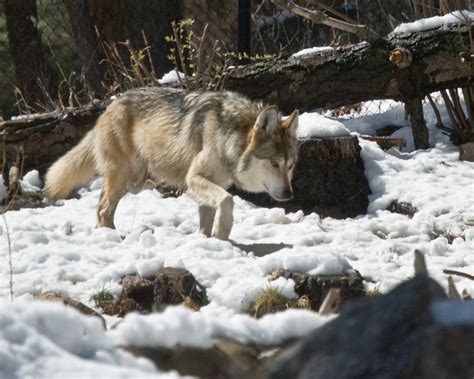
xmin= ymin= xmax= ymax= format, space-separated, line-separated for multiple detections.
xmin=281 ymin=190 xmax=293 ymax=201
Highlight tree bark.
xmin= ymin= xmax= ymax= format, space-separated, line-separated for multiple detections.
xmin=405 ymin=98 xmax=430 ymax=149
xmin=62 ymin=0 xmax=105 ymax=98
xmin=4 ymin=0 xmax=56 ymax=105
xmin=223 ymin=25 xmax=474 ymax=114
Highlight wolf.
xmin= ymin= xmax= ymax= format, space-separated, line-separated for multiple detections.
xmin=45 ymin=87 xmax=299 ymax=240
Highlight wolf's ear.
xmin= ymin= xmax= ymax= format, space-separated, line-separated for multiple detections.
xmin=281 ymin=109 xmax=299 ymax=136
xmin=255 ymin=106 xmax=280 ymax=133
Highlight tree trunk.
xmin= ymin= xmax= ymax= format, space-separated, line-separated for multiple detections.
xmin=4 ymin=0 xmax=56 ymax=105
xmin=224 ymin=25 xmax=474 ymax=113
xmin=405 ymin=98 xmax=430 ymax=149
xmin=62 ymin=0 xmax=105 ymax=98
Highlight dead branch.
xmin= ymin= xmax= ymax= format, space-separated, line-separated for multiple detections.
xmin=360 ymin=136 xmax=405 ymax=150
xmin=443 ymin=269 xmax=474 ymax=281
xmin=271 ymin=0 xmax=381 ymax=43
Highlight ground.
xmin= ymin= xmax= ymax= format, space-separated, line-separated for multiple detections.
xmin=1 ymin=99 xmax=473 ymax=378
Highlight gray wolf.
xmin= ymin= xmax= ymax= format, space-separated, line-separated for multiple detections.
xmin=45 ymin=87 xmax=299 ymax=240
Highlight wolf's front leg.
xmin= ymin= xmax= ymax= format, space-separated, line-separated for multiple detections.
xmin=187 ymin=175 xmax=233 ymax=240
xmin=199 ymin=205 xmax=216 ymax=237
xmin=186 ymin=154 xmax=234 ymax=240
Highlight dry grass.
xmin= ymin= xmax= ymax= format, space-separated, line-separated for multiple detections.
xmin=249 ymin=287 xmax=310 ymax=318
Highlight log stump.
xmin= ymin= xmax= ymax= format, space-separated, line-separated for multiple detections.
xmin=232 ymin=136 xmax=370 ymax=219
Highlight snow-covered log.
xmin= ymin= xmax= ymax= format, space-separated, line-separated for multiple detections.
xmin=224 ymin=24 xmax=473 ymax=114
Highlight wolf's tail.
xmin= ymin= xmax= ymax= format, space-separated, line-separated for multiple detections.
xmin=44 ymin=129 xmax=98 ymax=199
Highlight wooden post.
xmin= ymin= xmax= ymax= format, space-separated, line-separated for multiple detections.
xmin=238 ymin=0 xmax=251 ymax=64
xmin=406 ymin=98 xmax=430 ymax=150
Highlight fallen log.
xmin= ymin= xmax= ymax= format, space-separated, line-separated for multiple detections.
xmin=224 ymin=24 xmax=474 ymax=113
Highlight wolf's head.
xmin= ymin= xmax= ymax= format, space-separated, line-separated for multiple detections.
xmin=236 ymin=106 xmax=299 ymax=201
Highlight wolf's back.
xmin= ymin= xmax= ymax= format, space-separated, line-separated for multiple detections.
xmin=44 ymin=129 xmax=97 ymax=199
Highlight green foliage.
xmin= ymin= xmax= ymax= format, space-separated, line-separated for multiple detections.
xmin=90 ymin=285 xmax=114 ymax=308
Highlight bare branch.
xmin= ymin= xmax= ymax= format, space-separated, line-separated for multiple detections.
xmin=271 ymin=0 xmax=381 ymax=43
xmin=443 ymin=269 xmax=474 ymax=281
xmin=306 ymin=0 xmax=357 ymax=24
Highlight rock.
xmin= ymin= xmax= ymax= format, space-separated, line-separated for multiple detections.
xmin=232 ymin=136 xmax=370 ymax=219
xmin=271 ymin=269 xmax=365 ymax=311
xmin=36 ymin=291 xmax=105 ymax=327
xmin=124 ymin=338 xmax=263 ymax=379
xmin=101 ymin=268 xmax=208 ymax=316
xmin=460 ymin=142 xmax=474 ymax=161
xmin=153 ymin=267 xmax=208 ymax=311
xmin=387 ymin=200 xmax=417 ymax=218
xmin=121 ymin=275 xmax=155 ymax=312
xmin=266 ymin=275 xmax=474 ymax=379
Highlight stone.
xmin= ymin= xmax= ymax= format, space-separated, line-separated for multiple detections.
xmin=121 ymin=275 xmax=155 ymax=312
xmin=101 ymin=268 xmax=209 ymax=317
xmin=266 ymin=275 xmax=474 ymax=379
xmin=153 ymin=267 xmax=208 ymax=311
xmin=387 ymin=200 xmax=418 ymax=218
xmin=271 ymin=269 xmax=365 ymax=311
xmin=460 ymin=142 xmax=474 ymax=162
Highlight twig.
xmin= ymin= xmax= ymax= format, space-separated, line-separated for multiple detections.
xmin=443 ymin=269 xmax=474 ymax=281
xmin=427 ymin=94 xmax=448 ymax=131
xmin=171 ymin=21 xmax=190 ymax=83
xmin=141 ymin=30 xmax=158 ymax=83
xmin=306 ymin=0 xmax=357 ymax=24
xmin=271 ymin=0 xmax=381 ymax=43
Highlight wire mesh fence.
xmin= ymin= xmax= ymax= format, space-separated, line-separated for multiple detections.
xmin=0 ymin=0 xmax=469 ymax=120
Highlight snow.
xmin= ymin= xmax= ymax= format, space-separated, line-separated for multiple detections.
xmin=393 ymin=10 xmax=474 ymax=34
xmin=1 ymin=98 xmax=474 ymax=377
xmin=21 ymin=170 xmax=42 ymax=193
xmin=0 ymin=300 xmax=178 ymax=379
xmin=109 ymin=306 xmax=329 ymax=348
xmin=297 ymin=112 xmax=350 ymax=138
xmin=158 ymin=70 xmax=185 ymax=85
xmin=291 ymin=46 xmax=334 ymax=58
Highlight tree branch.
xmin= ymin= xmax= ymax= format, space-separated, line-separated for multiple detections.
xmin=271 ymin=0 xmax=381 ymax=43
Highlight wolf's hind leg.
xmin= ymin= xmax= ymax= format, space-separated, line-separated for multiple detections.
xmin=199 ymin=205 xmax=216 ymax=237
xmin=97 ymin=167 xmax=128 ymax=229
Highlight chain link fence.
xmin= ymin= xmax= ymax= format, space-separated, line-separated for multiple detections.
xmin=0 ymin=0 xmax=466 ymax=120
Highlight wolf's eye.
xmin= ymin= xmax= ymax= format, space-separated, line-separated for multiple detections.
xmin=270 ymin=159 xmax=279 ymax=168
xmin=288 ymin=162 xmax=294 ymax=170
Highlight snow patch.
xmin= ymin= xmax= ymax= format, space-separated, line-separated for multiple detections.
xmin=292 ymin=46 xmax=334 ymax=58
xmin=393 ymin=10 xmax=474 ymax=34
xmin=298 ymin=112 xmax=350 ymax=138
xmin=158 ymin=70 xmax=185 ymax=85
